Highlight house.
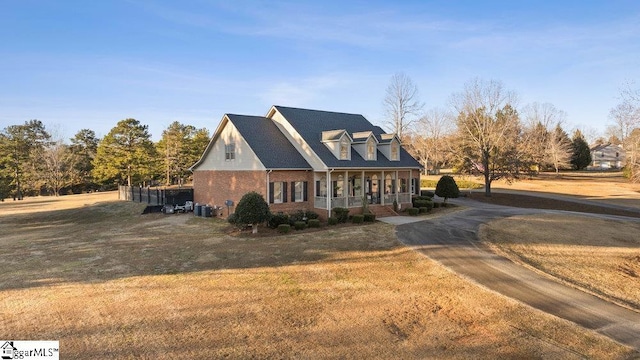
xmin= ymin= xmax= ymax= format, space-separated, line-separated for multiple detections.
xmin=190 ymin=106 xmax=422 ymax=219
xmin=2 ymin=341 xmax=17 ymax=359
xmin=589 ymin=143 xmax=625 ymax=169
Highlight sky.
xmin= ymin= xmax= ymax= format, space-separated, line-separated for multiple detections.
xmin=1 ymin=0 xmax=639 ymax=142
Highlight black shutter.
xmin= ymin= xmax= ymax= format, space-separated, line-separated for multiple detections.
xmin=283 ymin=182 xmax=288 ymax=203
xmin=303 ymin=181 xmax=308 ymax=201
xmin=332 ymin=181 xmax=337 ymax=198
xmin=269 ymin=182 xmax=274 ymax=203
xmin=392 ymin=180 xmax=396 ymax=194
xmin=315 ymin=181 xmax=320 ymax=196
xmin=414 ymin=178 xmax=420 ymax=195
xmin=291 ymin=182 xmax=296 ymax=202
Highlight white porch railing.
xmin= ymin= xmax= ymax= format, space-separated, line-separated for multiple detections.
xmin=314 ymin=193 xmax=412 ymax=209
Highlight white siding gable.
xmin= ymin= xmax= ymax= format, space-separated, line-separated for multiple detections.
xmin=352 ymin=134 xmax=377 ymax=161
xmin=379 ymin=137 xmax=401 ymax=161
xmin=194 ymin=117 xmax=265 ymax=171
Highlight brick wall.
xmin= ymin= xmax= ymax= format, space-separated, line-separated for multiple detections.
xmin=193 ymin=169 xmax=315 ymax=217
xmin=193 ymin=170 xmax=266 ymax=210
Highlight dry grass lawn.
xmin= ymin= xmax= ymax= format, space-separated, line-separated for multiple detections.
xmin=481 ymin=214 xmax=640 ymax=311
xmin=0 ymin=192 xmax=637 ymax=359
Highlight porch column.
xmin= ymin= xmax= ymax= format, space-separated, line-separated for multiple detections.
xmin=344 ymin=170 xmax=349 ymax=207
xmin=395 ymin=170 xmax=399 ymax=205
xmin=381 ymin=170 xmax=385 ymax=205
xmin=326 ymin=169 xmax=331 ymax=215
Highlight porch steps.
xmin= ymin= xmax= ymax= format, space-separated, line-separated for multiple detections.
xmin=368 ymin=205 xmax=399 ymax=218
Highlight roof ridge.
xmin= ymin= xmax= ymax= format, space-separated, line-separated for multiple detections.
xmin=274 ymin=105 xmax=363 ymax=117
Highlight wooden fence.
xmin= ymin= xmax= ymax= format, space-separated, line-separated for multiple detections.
xmin=118 ymin=186 xmax=194 ymax=206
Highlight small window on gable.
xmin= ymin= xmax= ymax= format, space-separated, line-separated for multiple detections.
xmin=367 ymin=138 xmax=375 ymax=160
xmin=390 ymin=141 xmax=399 ymax=161
xmin=340 ymin=136 xmax=350 ymax=160
xmin=225 ymin=142 xmax=235 ymax=161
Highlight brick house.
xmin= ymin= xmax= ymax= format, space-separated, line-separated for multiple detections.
xmin=190 ymin=106 xmax=422 ymax=219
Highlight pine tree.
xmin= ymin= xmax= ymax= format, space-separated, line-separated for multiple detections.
xmin=570 ymin=130 xmax=592 ymax=170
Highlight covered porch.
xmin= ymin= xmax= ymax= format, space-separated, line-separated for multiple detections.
xmin=313 ymin=169 xmax=416 ymax=211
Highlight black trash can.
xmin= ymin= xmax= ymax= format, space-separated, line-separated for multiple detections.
xmin=194 ymin=204 xmax=202 ymax=216
xmin=203 ymin=205 xmax=212 ymax=217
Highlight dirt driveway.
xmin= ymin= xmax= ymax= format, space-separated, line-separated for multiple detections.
xmin=396 ymin=198 xmax=640 ymax=350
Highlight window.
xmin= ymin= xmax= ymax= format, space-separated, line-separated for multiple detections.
xmin=316 ymin=176 xmax=327 ymax=197
xmin=225 ymin=142 xmax=235 ymax=161
xmin=367 ymin=138 xmax=375 ymax=160
xmin=292 ymin=181 xmax=307 ymax=202
xmin=340 ymin=137 xmax=349 ymax=160
xmin=390 ymin=142 xmax=399 ymax=161
xmin=269 ymin=182 xmax=287 ymax=204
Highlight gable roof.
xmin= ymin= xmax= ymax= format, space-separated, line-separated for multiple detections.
xmin=272 ymin=106 xmax=421 ymax=168
xmin=227 ymin=114 xmax=311 ymax=169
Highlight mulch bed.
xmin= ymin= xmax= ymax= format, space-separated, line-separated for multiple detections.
xmin=469 ymin=193 xmax=640 ymax=219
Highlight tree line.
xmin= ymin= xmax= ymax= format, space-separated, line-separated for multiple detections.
xmin=0 ymin=119 xmax=209 ymax=200
xmin=384 ymin=74 xmax=640 ymax=196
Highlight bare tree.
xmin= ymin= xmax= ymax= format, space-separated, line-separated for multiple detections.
xmin=608 ymin=100 xmax=639 ymax=144
xmin=546 ymin=124 xmax=573 ymax=174
xmin=451 ymin=78 xmax=520 ymax=197
xmin=413 ymin=108 xmax=452 ymax=174
xmin=521 ymin=102 xmax=570 ymax=172
xmin=383 ymin=72 xmax=423 ymax=139
xmin=41 ymin=139 xmax=79 ymax=196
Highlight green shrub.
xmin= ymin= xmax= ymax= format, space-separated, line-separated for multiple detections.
xmin=294 ymin=221 xmax=307 ymax=230
xmin=288 ymin=210 xmax=306 ymax=225
xmin=413 ymin=199 xmax=432 ymax=208
xmin=433 ymin=202 xmax=440 ymax=208
xmin=234 ymin=191 xmax=270 ymax=233
xmin=227 ymin=213 xmax=237 ymax=225
xmin=420 ymin=190 xmax=435 ymax=198
xmin=308 ymin=219 xmax=321 ymax=228
xmin=419 ymin=207 xmax=429 ymax=213
xmin=328 ymin=217 xmax=339 ymax=226
xmin=393 ymin=200 xmax=398 ymax=212
xmin=407 ymin=208 xmax=419 ymax=216
xmin=305 ymin=211 xmax=320 ymax=220
xmin=333 ymin=207 xmax=350 ymax=223
xmin=268 ymin=213 xmax=289 ymax=229
xmin=363 ymin=213 xmax=376 ymax=222
xmin=277 ymin=224 xmax=291 ymax=233
xmin=435 ymin=175 xmax=460 ymax=204
xmin=352 ymin=214 xmax=364 ymax=223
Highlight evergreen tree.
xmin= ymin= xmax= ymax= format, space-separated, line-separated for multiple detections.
xmin=232 ymin=191 xmax=270 ymax=234
xmin=93 ymin=119 xmax=158 ymax=187
xmin=156 ymin=122 xmax=210 ymax=186
xmin=570 ymin=130 xmax=592 ymax=170
xmin=0 ymin=120 xmax=50 ymax=199
xmin=435 ymin=175 xmax=460 ymax=204
xmin=70 ymin=129 xmax=99 ymax=191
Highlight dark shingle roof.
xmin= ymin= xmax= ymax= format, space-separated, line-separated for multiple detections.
xmin=273 ymin=106 xmax=422 ymax=168
xmin=227 ymin=114 xmax=311 ymax=169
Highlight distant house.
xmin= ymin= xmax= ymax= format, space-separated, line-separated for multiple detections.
xmin=190 ymin=106 xmax=422 ymax=219
xmin=589 ymin=143 xmax=625 ymax=169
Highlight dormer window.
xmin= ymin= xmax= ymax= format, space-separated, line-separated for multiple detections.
xmin=367 ymin=138 xmax=375 ymax=160
xmin=390 ymin=141 xmax=399 ymax=161
xmin=340 ymin=137 xmax=349 ymax=160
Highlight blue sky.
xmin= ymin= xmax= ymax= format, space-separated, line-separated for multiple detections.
xmin=1 ymin=0 xmax=639 ymax=141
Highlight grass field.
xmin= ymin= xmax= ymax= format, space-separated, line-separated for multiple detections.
xmin=0 ymin=185 xmax=638 ymax=358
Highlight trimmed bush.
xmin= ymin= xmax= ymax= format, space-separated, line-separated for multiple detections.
xmin=305 ymin=211 xmax=320 ymax=220
xmin=352 ymin=214 xmax=364 ymax=223
xmin=277 ymin=224 xmax=291 ymax=233
xmin=420 ymin=190 xmax=435 ymax=198
xmin=435 ymin=175 xmax=460 ymax=204
xmin=268 ymin=213 xmax=289 ymax=229
xmin=419 ymin=207 xmax=429 ymax=213
xmin=433 ymin=202 xmax=440 ymax=208
xmin=333 ymin=207 xmax=350 ymax=223
xmin=328 ymin=217 xmax=339 ymax=226
xmin=227 ymin=213 xmax=237 ymax=225
xmin=294 ymin=221 xmax=307 ymax=230
xmin=407 ymin=208 xmax=419 ymax=216
xmin=234 ymin=191 xmax=270 ymax=233
xmin=413 ymin=199 xmax=432 ymax=208
xmin=308 ymin=219 xmax=321 ymax=228
xmin=363 ymin=213 xmax=376 ymax=222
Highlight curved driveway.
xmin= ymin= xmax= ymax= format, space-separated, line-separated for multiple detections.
xmin=395 ymin=198 xmax=640 ymax=350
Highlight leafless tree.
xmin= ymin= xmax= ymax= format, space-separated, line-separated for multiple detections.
xmin=451 ymin=78 xmax=520 ymax=196
xmin=40 ymin=139 xmax=79 ymax=196
xmin=546 ymin=125 xmax=573 ymax=174
xmin=383 ymin=72 xmax=423 ymax=139
xmin=521 ymin=102 xmax=571 ymax=173
xmin=608 ymin=100 xmax=639 ymax=144
xmin=413 ymin=108 xmax=453 ymax=173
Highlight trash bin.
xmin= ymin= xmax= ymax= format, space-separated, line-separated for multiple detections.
xmin=194 ymin=204 xmax=202 ymax=216
xmin=203 ymin=205 xmax=212 ymax=217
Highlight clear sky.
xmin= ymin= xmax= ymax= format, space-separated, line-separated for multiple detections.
xmin=2 ymin=1 xmax=639 ymax=142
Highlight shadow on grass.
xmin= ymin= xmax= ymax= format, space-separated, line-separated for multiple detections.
xmin=0 ymin=200 xmax=405 ymax=291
